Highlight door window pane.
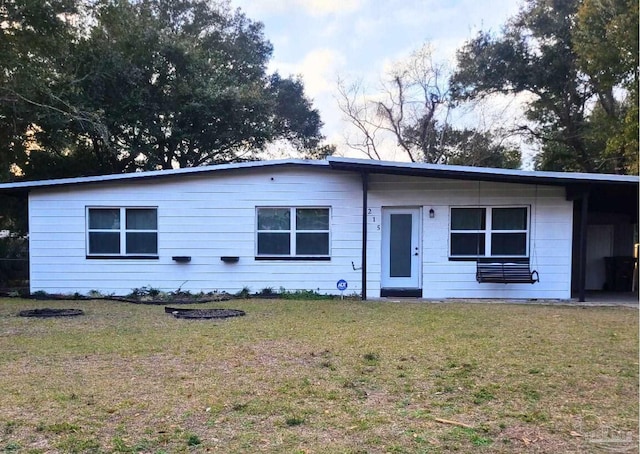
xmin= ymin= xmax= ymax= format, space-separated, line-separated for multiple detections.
xmin=390 ymin=214 xmax=412 ymax=277
xmin=492 ymin=208 xmax=527 ymax=230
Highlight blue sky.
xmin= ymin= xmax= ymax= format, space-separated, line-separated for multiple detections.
xmin=232 ymin=0 xmax=524 ymax=160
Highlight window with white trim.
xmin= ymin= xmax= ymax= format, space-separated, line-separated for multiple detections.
xmin=449 ymin=206 xmax=528 ymax=258
xmin=87 ymin=207 xmax=158 ymax=257
xmin=256 ymin=207 xmax=330 ymax=258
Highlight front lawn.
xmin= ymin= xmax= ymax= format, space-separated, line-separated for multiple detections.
xmin=0 ymin=298 xmax=637 ymax=453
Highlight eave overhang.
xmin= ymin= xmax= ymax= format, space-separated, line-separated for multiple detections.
xmin=0 ymin=159 xmax=330 ymax=195
xmin=327 ymin=157 xmax=639 ymax=188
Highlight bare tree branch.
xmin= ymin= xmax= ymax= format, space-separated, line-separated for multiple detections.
xmin=2 ymin=87 xmax=112 ymax=148
xmin=336 ymin=78 xmax=384 ymax=160
xmin=337 ymin=44 xmax=456 ymax=163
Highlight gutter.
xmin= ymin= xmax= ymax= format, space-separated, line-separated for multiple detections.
xmin=361 ymin=172 xmax=369 ymax=300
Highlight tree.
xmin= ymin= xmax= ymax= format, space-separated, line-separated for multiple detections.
xmin=268 ymin=74 xmax=324 ymax=152
xmin=337 ymin=45 xmax=446 ymax=163
xmin=573 ymin=0 xmax=638 ymax=174
xmin=337 ymin=44 xmax=521 ymax=168
xmin=0 ymin=0 xmax=326 ymax=181
xmin=451 ymin=0 xmax=638 ymax=174
xmin=0 ymin=0 xmax=83 ymax=180
xmin=441 ymin=128 xmax=521 ymax=169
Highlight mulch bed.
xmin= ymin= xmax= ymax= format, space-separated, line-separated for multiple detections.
xmin=18 ymin=308 xmax=85 ymax=318
xmin=164 ymin=307 xmax=246 ymax=319
xmin=30 ymin=293 xmax=232 ymax=305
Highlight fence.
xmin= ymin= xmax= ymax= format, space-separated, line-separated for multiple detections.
xmin=0 ymin=258 xmax=29 ymax=294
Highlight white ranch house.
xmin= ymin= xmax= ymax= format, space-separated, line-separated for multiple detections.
xmin=0 ymin=157 xmax=637 ymax=301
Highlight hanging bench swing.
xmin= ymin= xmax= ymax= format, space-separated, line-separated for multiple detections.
xmin=476 ymin=257 xmax=539 ymax=284
xmin=474 ymin=183 xmax=540 ymax=284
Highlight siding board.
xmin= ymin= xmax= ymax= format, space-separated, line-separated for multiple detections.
xmin=30 ymin=168 xmax=364 ymax=295
xmin=28 ymin=168 xmax=573 ymax=299
xmin=368 ymin=177 xmax=572 ymax=299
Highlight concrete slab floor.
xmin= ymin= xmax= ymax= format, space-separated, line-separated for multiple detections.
xmin=377 ymin=292 xmax=639 ymax=308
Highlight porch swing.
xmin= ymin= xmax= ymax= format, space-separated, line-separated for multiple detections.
xmin=475 ymin=183 xmax=540 ymax=284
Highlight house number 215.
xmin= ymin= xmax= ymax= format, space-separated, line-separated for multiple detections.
xmin=367 ymin=209 xmax=380 ymax=229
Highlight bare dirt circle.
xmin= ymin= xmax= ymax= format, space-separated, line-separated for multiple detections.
xmin=164 ymin=307 xmax=246 ymax=319
xmin=18 ymin=308 xmax=85 ymax=318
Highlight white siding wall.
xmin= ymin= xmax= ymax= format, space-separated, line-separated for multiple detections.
xmin=366 ymin=175 xmax=573 ymax=299
xmin=29 ymin=167 xmax=364 ymax=296
xmin=28 ymin=168 xmax=574 ymax=299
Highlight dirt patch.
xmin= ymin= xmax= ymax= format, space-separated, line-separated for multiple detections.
xmin=499 ymin=424 xmax=581 ymax=452
xmin=18 ymin=308 xmax=84 ymax=318
xmin=164 ymin=307 xmax=246 ymax=319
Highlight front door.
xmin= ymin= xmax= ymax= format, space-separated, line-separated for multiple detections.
xmin=586 ymin=224 xmax=613 ymax=290
xmin=381 ymin=208 xmax=421 ymax=291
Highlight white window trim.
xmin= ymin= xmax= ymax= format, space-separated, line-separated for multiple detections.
xmin=449 ymin=206 xmax=530 ymax=258
xmin=86 ymin=207 xmax=158 ymax=257
xmin=255 ymin=207 xmax=331 ymax=258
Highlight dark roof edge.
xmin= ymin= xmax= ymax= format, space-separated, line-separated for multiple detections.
xmin=327 ymin=157 xmax=639 ymax=186
xmin=0 ymin=157 xmax=637 ymax=194
xmin=0 ymin=159 xmax=329 ymax=193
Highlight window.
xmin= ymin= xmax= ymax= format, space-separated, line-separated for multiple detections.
xmin=450 ymin=207 xmax=528 ymax=258
xmin=256 ymin=207 xmax=330 ymax=258
xmin=87 ymin=208 xmax=158 ymax=257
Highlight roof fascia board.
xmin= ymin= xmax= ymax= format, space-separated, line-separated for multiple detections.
xmin=327 ymin=157 xmax=639 ymax=187
xmin=1 ymin=156 xmax=637 ymax=193
xmin=0 ymin=159 xmax=329 ymax=193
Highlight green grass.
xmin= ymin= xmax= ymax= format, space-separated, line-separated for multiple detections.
xmin=0 ymin=298 xmax=637 ymax=453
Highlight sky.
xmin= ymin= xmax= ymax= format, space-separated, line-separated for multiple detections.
xmin=232 ymin=0 xmax=526 ymax=162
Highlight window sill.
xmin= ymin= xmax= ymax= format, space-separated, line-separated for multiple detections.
xmin=87 ymin=255 xmax=159 ymax=260
xmin=255 ymin=256 xmax=331 ymax=261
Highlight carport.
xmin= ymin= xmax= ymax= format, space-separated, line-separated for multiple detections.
xmin=328 ymin=157 xmax=638 ymax=302
xmin=570 ymin=183 xmax=638 ymax=301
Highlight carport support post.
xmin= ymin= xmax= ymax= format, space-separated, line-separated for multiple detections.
xmin=577 ymin=189 xmax=590 ymax=302
xmin=361 ymin=171 xmax=369 ymax=300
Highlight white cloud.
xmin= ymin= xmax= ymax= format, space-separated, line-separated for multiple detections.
xmin=235 ymin=0 xmax=363 ymax=17
xmin=353 ymin=15 xmax=379 ymax=38
xmin=270 ymin=48 xmax=347 ymax=144
xmin=232 ymin=0 xmax=534 ymax=163
xmin=303 ymin=0 xmax=363 ymax=16
xmin=274 ymin=48 xmax=346 ymax=98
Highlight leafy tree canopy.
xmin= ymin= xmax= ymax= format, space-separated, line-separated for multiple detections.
xmin=451 ymin=0 xmax=638 ymax=174
xmin=0 ymin=0 xmax=326 ymax=181
xmin=440 ymin=128 xmax=521 ymax=169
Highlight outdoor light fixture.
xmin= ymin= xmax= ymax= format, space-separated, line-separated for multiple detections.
xmin=429 ymin=208 xmax=435 ymax=218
